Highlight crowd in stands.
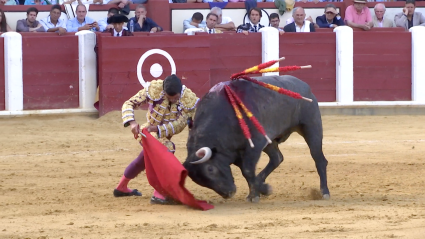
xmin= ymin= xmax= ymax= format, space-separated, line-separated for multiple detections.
xmin=185 ymin=0 xmax=425 ymax=34
xmin=0 ymin=0 xmax=425 ymax=35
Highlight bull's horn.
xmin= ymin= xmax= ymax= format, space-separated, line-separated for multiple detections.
xmin=190 ymin=147 xmax=212 ymax=164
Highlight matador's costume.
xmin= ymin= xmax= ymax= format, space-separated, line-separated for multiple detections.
xmin=121 ymin=79 xmax=199 ymax=150
xmin=114 ymin=79 xmax=199 ymax=201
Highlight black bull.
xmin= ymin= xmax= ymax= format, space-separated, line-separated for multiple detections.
xmin=182 ymin=75 xmax=330 ymax=203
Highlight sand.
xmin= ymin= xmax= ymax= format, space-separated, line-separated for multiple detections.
xmin=1 ymin=111 xmax=425 ymax=239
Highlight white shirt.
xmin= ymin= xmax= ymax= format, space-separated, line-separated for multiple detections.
xmin=220 ymin=16 xmax=232 ymax=24
xmin=205 ymin=26 xmax=215 ymax=34
xmin=113 ymin=28 xmax=124 ymax=37
xmin=40 ymin=16 xmax=67 ymax=32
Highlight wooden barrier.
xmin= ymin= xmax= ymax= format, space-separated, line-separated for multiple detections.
xmin=0 ymin=38 xmax=4 ymax=111
xmin=21 ymin=34 xmax=79 ymax=110
xmin=279 ymin=32 xmax=337 ymax=102
xmin=210 ymin=32 xmax=262 ymax=87
xmin=353 ymin=31 xmax=411 ymax=101
xmin=97 ymin=34 xmax=211 ymax=116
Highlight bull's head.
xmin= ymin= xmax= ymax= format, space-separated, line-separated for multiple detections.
xmin=183 ymin=147 xmax=237 ymax=199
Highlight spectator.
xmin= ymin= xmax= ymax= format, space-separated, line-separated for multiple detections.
xmin=99 ymin=7 xmax=120 ymax=32
xmin=0 ymin=0 xmax=17 ymax=5
xmin=202 ymin=13 xmax=222 ymax=34
xmin=102 ymin=0 xmax=130 ymax=10
xmin=127 ymin=4 xmax=162 ymax=32
xmin=0 ymin=9 xmax=13 ymax=33
xmin=269 ymin=13 xmax=285 ymax=34
xmin=16 ymin=7 xmax=45 ymax=32
xmin=40 ymin=4 xmax=67 ymax=35
xmin=183 ymin=12 xmax=205 ymax=33
xmin=203 ymin=0 xmax=228 ymax=2
xmin=373 ymin=3 xmax=393 ymax=28
xmin=316 ymin=4 xmax=345 ymax=28
xmin=394 ymin=0 xmax=425 ymax=30
xmin=66 ymin=5 xmax=100 ymax=32
xmin=236 ymin=7 xmax=264 ymax=34
xmin=345 ymin=0 xmax=373 ymax=31
xmin=284 ymin=7 xmax=315 ymax=32
xmin=24 ymin=0 xmax=47 ymax=5
xmin=106 ymin=14 xmax=133 ymax=36
xmin=286 ymin=16 xmax=319 ymax=29
xmin=211 ymin=6 xmax=235 ymax=32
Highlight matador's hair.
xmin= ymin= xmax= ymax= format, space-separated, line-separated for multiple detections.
xmin=163 ymin=74 xmax=182 ymax=96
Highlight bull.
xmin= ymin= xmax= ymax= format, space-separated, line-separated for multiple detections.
xmin=183 ymin=75 xmax=330 ymax=203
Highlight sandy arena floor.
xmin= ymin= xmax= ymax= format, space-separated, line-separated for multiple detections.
xmin=1 ymin=111 xmax=425 ymax=239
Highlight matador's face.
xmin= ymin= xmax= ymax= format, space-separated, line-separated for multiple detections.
xmin=165 ymin=93 xmax=181 ymax=104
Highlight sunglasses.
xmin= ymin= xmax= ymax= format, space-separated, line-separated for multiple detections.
xmin=326 ymin=12 xmax=336 ymax=14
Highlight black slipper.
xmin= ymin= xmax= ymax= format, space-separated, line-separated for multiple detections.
xmin=113 ymin=189 xmax=142 ymax=197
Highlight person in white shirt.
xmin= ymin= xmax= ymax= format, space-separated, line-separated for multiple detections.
xmin=98 ymin=7 xmax=119 ymax=32
xmin=40 ymin=4 xmax=67 ymax=35
xmin=210 ymin=6 xmax=235 ymax=31
xmin=183 ymin=12 xmax=206 ymax=33
xmin=202 ymin=13 xmax=223 ymax=34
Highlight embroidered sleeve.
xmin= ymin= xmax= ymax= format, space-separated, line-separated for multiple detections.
xmin=157 ymin=109 xmax=195 ymax=138
xmin=122 ymin=89 xmax=148 ymax=127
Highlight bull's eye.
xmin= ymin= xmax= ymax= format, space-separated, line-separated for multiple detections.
xmin=207 ymin=165 xmax=214 ymax=173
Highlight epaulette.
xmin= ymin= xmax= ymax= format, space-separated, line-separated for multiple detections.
xmin=146 ymin=80 xmax=164 ymax=101
xmin=179 ymin=86 xmax=199 ymax=110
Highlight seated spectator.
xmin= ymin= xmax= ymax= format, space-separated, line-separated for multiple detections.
xmin=211 ymin=6 xmax=235 ymax=32
xmin=66 ymin=4 xmax=100 ymax=32
xmin=106 ymin=14 xmax=133 ymax=36
xmin=202 ymin=13 xmax=222 ymax=34
xmin=102 ymin=0 xmax=130 ymax=10
xmin=269 ymin=13 xmax=285 ymax=34
xmin=0 ymin=9 xmax=13 ymax=33
xmin=16 ymin=7 xmax=45 ymax=32
xmin=183 ymin=12 xmax=205 ymax=33
xmin=316 ymin=4 xmax=345 ymax=28
xmin=24 ymin=0 xmax=47 ymax=5
xmin=345 ymin=0 xmax=373 ymax=31
xmin=373 ymin=3 xmax=393 ymax=28
xmin=286 ymin=16 xmax=319 ymax=29
xmin=99 ymin=7 xmax=120 ymax=32
xmin=127 ymin=4 xmax=162 ymax=33
xmin=284 ymin=7 xmax=315 ymax=32
xmin=203 ymin=0 xmax=228 ymax=2
xmin=236 ymin=7 xmax=264 ymax=34
xmin=394 ymin=0 xmax=425 ymax=30
xmin=0 ymin=0 xmax=18 ymax=5
xmin=40 ymin=5 xmax=67 ymax=35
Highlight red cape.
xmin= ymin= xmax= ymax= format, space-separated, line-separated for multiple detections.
xmin=141 ymin=128 xmax=214 ymax=211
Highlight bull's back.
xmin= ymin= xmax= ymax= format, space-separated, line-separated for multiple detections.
xmin=231 ymin=75 xmax=319 ymax=138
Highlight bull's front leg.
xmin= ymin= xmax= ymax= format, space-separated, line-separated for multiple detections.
xmin=239 ymin=148 xmax=263 ymax=203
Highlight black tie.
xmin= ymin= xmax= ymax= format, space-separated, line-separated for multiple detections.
xmin=208 ymin=29 xmax=212 ymax=34
xmin=116 ymin=33 xmax=120 ymax=37
xmin=254 ymin=26 xmax=257 ymax=32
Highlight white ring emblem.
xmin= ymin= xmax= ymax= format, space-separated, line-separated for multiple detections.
xmin=137 ymin=49 xmax=176 ymax=88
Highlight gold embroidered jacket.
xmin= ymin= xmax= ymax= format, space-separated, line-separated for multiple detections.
xmin=121 ymin=80 xmax=199 ymax=138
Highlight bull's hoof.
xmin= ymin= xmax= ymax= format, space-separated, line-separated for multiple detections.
xmin=246 ymin=195 xmax=260 ymax=203
xmin=259 ymin=183 xmax=273 ymax=196
xmin=322 ymin=194 xmax=330 ymax=200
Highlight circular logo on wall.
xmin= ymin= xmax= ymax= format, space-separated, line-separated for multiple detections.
xmin=137 ymin=49 xmax=176 ymax=88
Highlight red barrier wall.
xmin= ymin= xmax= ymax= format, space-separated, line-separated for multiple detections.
xmin=97 ymin=34 xmax=211 ymax=116
xmin=21 ymin=35 xmax=79 ymax=110
xmin=279 ymin=33 xmax=337 ymax=102
xmin=210 ymin=32 xmax=262 ymax=87
xmin=0 ymin=38 xmax=4 ymax=111
xmin=353 ymin=32 xmax=411 ymax=101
